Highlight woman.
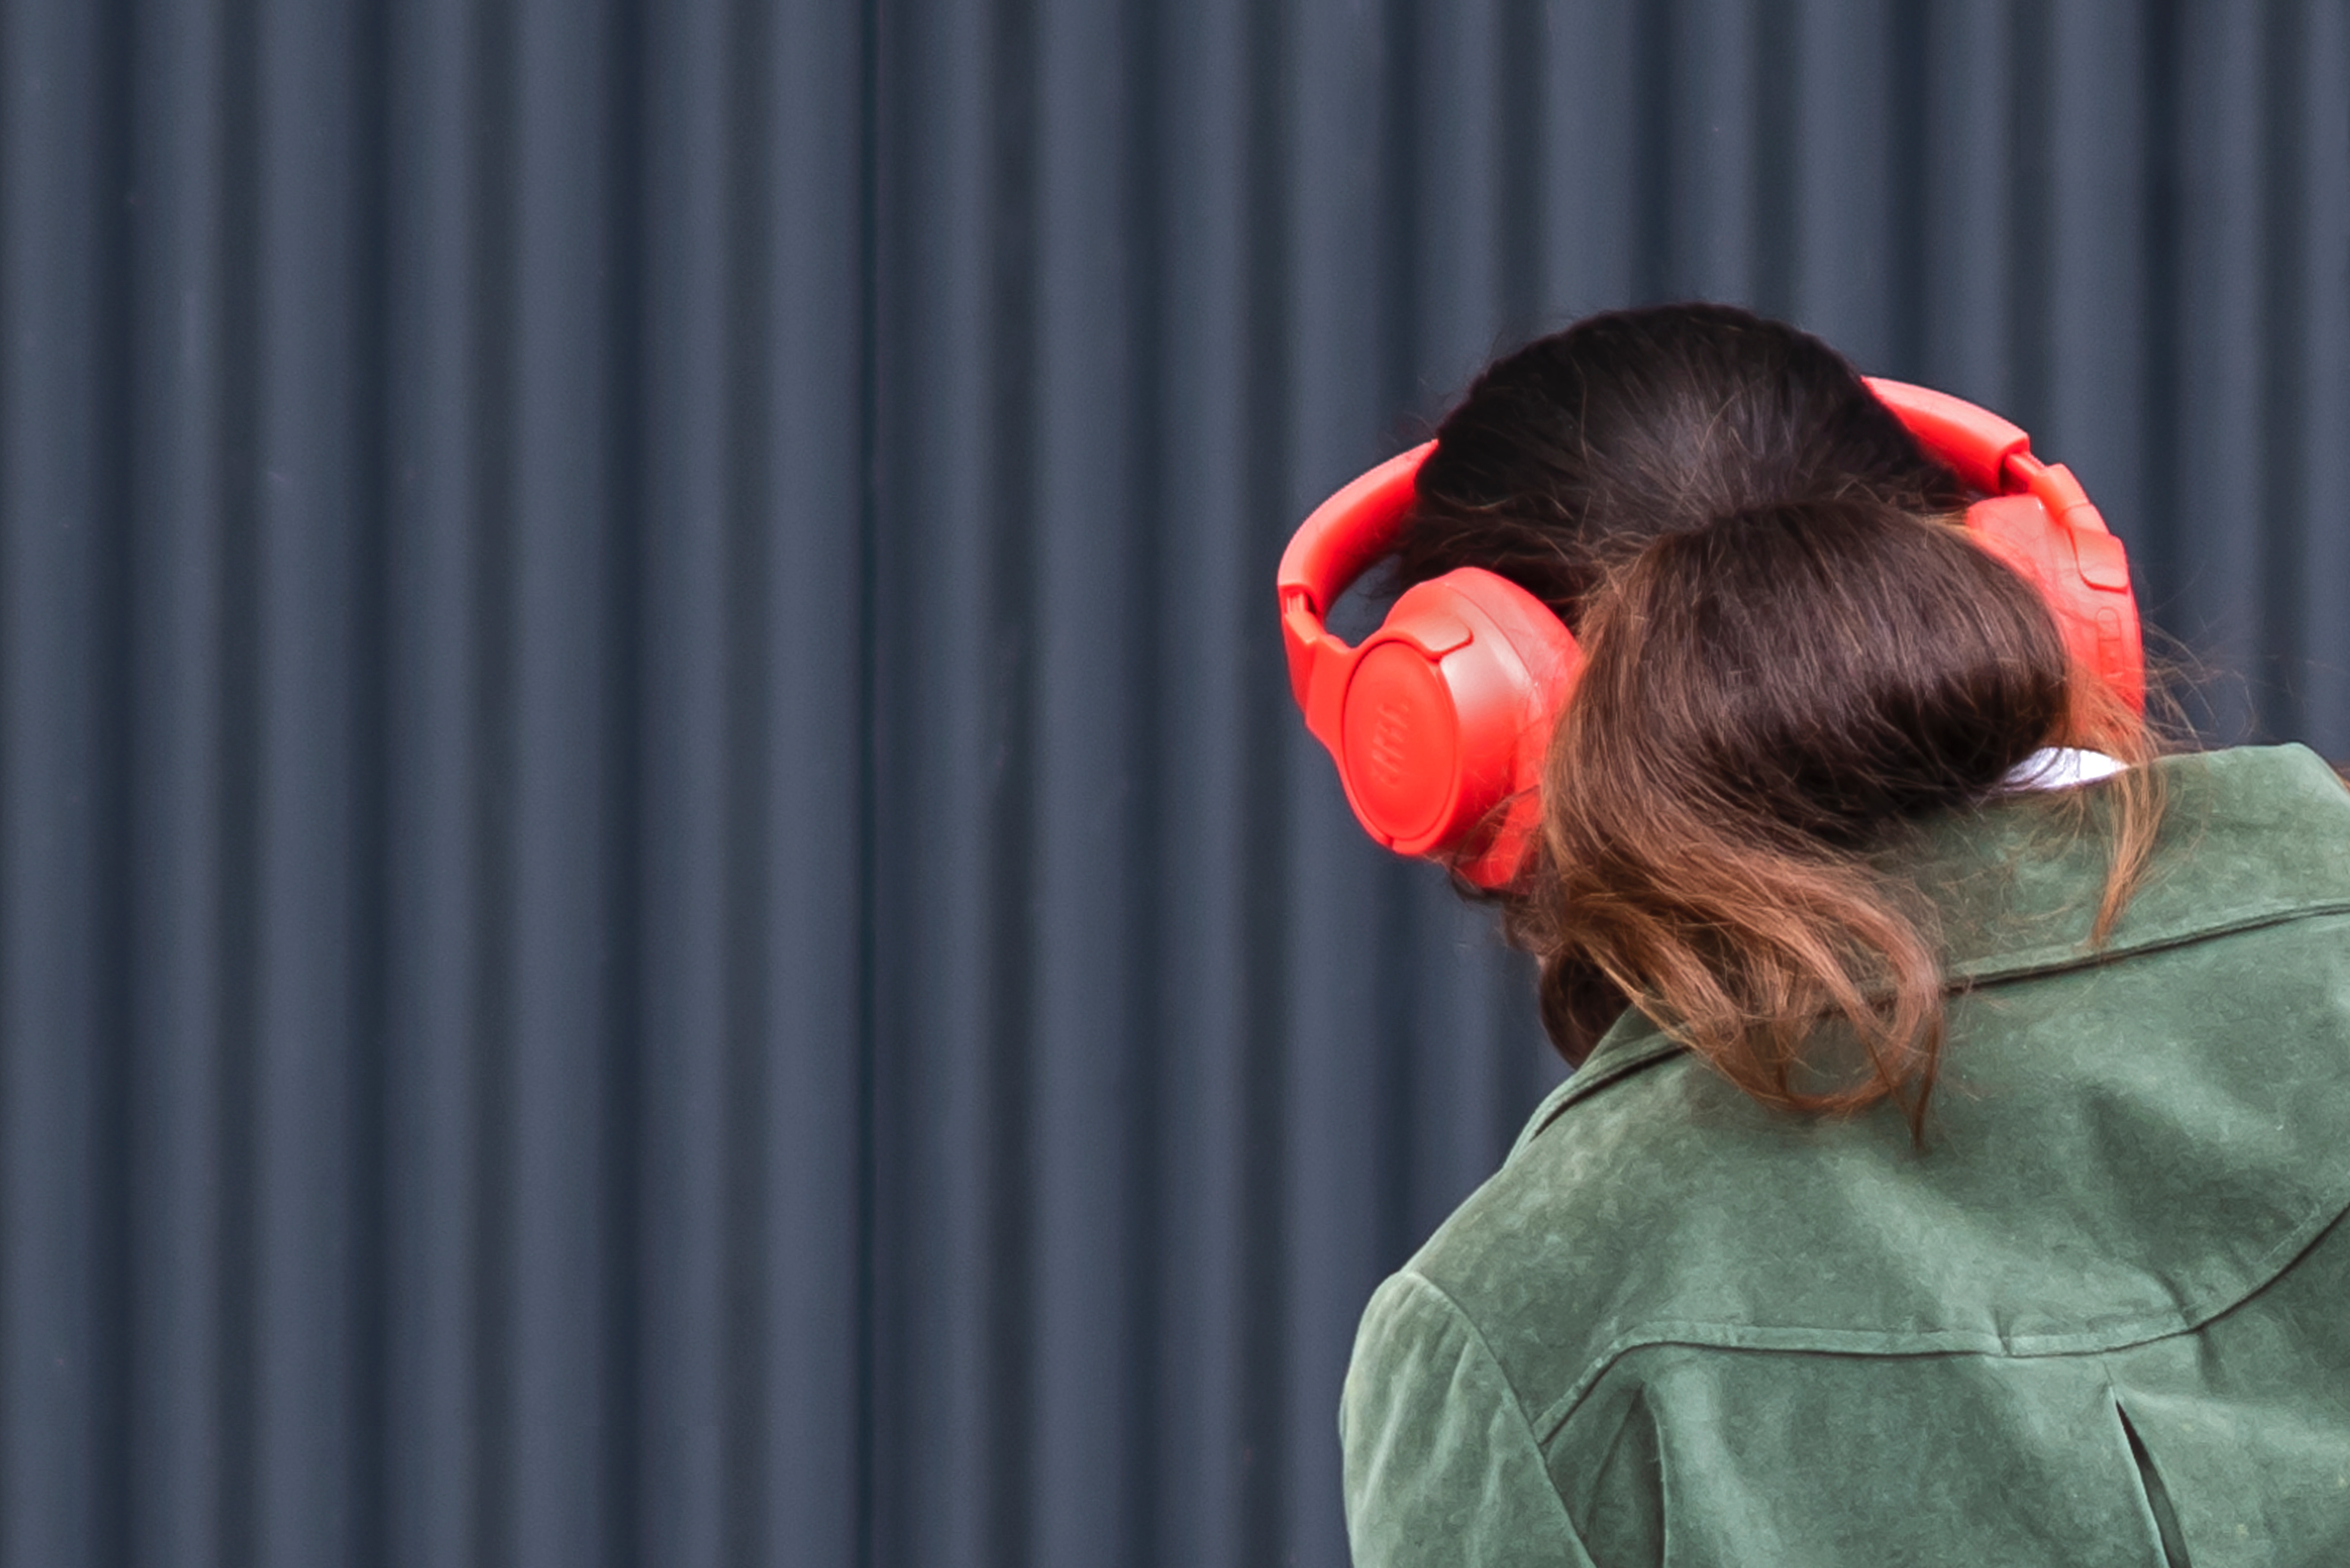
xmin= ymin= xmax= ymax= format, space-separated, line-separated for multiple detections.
xmin=1298 ymin=305 xmax=2350 ymax=1565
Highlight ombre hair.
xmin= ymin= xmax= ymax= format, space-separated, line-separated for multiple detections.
xmin=1392 ymin=304 xmax=2163 ymax=1135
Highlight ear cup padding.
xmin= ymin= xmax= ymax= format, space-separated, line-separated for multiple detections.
xmin=1964 ymin=494 xmax=2146 ymax=713
xmin=1442 ymin=569 xmax=1584 ymax=779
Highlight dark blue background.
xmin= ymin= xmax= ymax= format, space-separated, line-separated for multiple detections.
xmin=1 ymin=1 xmax=2344 ymax=1565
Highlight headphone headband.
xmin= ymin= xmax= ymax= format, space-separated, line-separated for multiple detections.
xmin=1859 ymin=378 xmax=2029 ymax=493
xmin=1277 ymin=441 xmax=1434 ymax=722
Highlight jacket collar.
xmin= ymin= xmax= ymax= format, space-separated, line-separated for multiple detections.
xmin=1516 ymin=744 xmax=2350 ymax=1155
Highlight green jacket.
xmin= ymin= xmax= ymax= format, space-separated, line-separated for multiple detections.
xmin=1341 ymin=744 xmax=2350 ymax=1568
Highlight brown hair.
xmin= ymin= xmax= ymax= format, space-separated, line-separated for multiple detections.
xmin=1393 ymin=304 xmax=2163 ymax=1133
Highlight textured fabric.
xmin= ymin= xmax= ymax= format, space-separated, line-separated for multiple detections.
xmin=1341 ymin=744 xmax=2350 ymax=1568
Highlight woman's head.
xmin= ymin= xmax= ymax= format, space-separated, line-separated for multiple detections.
xmin=1395 ymin=304 xmax=2159 ymax=1128
xmin=1398 ymin=304 xmax=1968 ymax=611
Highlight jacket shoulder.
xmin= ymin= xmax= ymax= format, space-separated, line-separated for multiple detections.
xmin=1407 ymin=901 xmax=2350 ymax=1437
xmin=1341 ymin=1270 xmax=1599 ymax=1568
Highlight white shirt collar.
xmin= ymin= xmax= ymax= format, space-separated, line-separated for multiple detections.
xmin=1998 ymin=746 xmax=2126 ymax=793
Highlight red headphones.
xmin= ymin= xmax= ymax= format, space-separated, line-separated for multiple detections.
xmin=1275 ymin=378 xmax=2145 ymax=889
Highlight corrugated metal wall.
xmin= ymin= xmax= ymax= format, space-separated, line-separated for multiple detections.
xmin=1 ymin=2 xmax=2344 ymax=1565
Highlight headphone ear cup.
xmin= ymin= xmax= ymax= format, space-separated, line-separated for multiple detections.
xmin=1332 ymin=568 xmax=1581 ymax=887
xmin=1964 ymin=495 xmax=2146 ymax=715
xmin=1439 ymin=569 xmax=1584 ymax=888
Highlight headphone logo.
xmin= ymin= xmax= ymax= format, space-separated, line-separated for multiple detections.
xmin=1368 ymin=694 xmax=1414 ymax=793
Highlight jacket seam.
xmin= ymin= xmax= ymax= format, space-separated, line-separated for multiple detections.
xmin=1519 ymin=900 xmax=2350 ymax=1155
xmin=1512 ymin=1040 xmax=1681 ymax=1155
xmin=1528 ymin=1183 xmax=2350 ymax=1444
xmin=1940 ymin=896 xmax=2350 ymax=987
xmin=1394 ymin=1269 xmax=1594 ymax=1553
